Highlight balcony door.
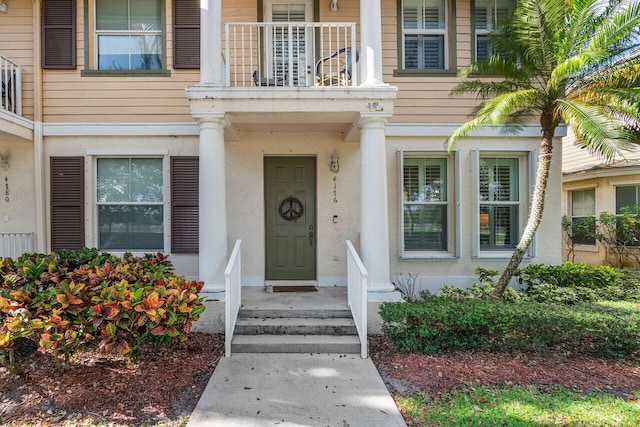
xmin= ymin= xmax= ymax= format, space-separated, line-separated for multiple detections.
xmin=265 ymin=0 xmax=314 ymax=86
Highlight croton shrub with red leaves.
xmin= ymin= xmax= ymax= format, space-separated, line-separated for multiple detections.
xmin=0 ymin=249 xmax=205 ymax=373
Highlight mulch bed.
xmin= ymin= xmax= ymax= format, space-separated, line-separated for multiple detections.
xmin=0 ymin=333 xmax=223 ymax=426
xmin=369 ymin=335 xmax=640 ymax=399
xmin=3 ymin=333 xmax=639 ymax=426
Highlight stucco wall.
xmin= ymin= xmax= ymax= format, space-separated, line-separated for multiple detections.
xmin=0 ymin=141 xmax=36 ymax=236
xmin=43 ymin=135 xmax=200 ymax=276
xmin=563 ymin=172 xmax=640 ymax=266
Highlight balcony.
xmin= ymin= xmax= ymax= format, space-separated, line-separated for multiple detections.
xmin=188 ymin=22 xmax=396 ymax=138
xmin=0 ymin=54 xmax=32 ymax=142
xmin=225 ymin=22 xmax=358 ymax=88
xmin=1 ymin=54 xmax=21 ymax=116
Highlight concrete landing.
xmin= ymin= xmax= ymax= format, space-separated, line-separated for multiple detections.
xmin=187 ymin=353 xmax=407 ymax=427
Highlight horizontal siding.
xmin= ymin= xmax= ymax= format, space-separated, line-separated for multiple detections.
xmin=0 ymin=0 xmax=35 ymax=120
xmin=563 ymin=128 xmax=640 ymax=172
xmin=34 ymin=0 xmax=487 ymax=124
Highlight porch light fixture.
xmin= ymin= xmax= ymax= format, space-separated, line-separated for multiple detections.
xmin=331 ymin=154 xmax=340 ymax=172
xmin=0 ymin=153 xmax=9 ymax=170
xmin=0 ymin=1 xmax=7 ymax=14
xmin=329 ymin=0 xmax=338 ymax=12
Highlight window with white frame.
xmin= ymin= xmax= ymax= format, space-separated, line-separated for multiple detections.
xmin=401 ymin=154 xmax=455 ymax=255
xmin=615 ymin=185 xmax=640 ymax=213
xmin=474 ymin=0 xmax=512 ymax=61
xmin=97 ymin=158 xmax=164 ymax=250
xmin=570 ymin=188 xmax=596 ymax=245
xmin=401 ymin=0 xmax=448 ymax=70
xmin=478 ymin=157 xmax=520 ymax=250
xmin=95 ymin=0 xmax=163 ymax=70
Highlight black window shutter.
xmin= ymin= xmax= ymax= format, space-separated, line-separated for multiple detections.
xmin=171 ymin=157 xmax=199 ymax=253
xmin=173 ymin=0 xmax=200 ymax=69
xmin=42 ymin=0 xmax=76 ymax=69
xmin=50 ymin=157 xmax=84 ymax=250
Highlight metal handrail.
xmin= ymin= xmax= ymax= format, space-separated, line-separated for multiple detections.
xmin=346 ymin=240 xmax=368 ymax=358
xmin=224 ymin=239 xmax=242 ymax=357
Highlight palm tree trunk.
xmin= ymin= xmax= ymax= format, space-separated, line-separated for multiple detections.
xmin=492 ymin=121 xmax=557 ymax=300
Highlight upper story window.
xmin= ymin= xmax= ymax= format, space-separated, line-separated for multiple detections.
xmin=95 ymin=0 xmax=163 ymax=70
xmin=400 ymin=152 xmax=457 ymax=258
xmin=97 ymin=158 xmax=164 ymax=251
xmin=401 ymin=0 xmax=448 ymax=70
xmin=474 ymin=0 xmax=512 ymax=61
xmin=570 ymin=188 xmax=596 ymax=245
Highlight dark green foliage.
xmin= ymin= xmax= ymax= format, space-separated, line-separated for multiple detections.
xmin=516 ymin=263 xmax=639 ymax=302
xmin=380 ymin=298 xmax=640 ymax=358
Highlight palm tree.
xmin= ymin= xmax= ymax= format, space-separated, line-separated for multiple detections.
xmin=448 ymin=0 xmax=640 ymax=299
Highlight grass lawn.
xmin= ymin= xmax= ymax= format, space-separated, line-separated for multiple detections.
xmin=398 ymin=385 xmax=640 ymax=427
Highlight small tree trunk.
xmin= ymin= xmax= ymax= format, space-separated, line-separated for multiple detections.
xmin=492 ymin=121 xmax=557 ymax=300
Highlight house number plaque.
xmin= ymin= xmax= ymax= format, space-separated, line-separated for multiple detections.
xmin=333 ymin=176 xmax=338 ymax=203
xmin=4 ymin=176 xmax=8 ymax=202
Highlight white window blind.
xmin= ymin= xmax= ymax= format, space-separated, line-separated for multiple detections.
xmin=270 ymin=3 xmax=309 ymax=86
xmin=474 ymin=0 xmax=512 ymax=61
xmin=402 ymin=0 xmax=447 ymax=69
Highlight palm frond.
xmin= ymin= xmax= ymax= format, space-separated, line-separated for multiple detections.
xmin=556 ymin=99 xmax=633 ymax=162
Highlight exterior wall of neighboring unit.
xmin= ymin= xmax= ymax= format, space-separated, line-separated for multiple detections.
xmin=562 ymin=131 xmax=640 ymax=267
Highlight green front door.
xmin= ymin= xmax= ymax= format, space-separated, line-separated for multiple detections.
xmin=265 ymin=157 xmax=316 ymax=280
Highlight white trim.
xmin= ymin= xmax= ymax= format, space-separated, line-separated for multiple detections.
xmin=609 ymin=179 xmax=640 ymax=186
xmin=398 ymin=149 xmax=457 ymax=259
xmin=563 ymin=166 xmax=640 ymax=182
xmin=386 ymin=123 xmax=567 ymax=138
xmin=0 ymin=109 xmax=34 ymax=129
xmin=472 ymin=150 xmax=533 ymax=258
xmin=42 ymin=122 xmax=199 ymax=137
xmin=87 ymin=149 xmax=169 ymax=156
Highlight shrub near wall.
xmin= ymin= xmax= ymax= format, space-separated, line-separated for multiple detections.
xmin=380 ymin=298 xmax=640 ymax=358
xmin=0 ymin=249 xmax=205 ymax=373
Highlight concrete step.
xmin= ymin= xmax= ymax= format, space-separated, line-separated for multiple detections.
xmin=234 ymin=317 xmax=357 ymax=336
xmin=231 ymin=334 xmax=362 ymax=354
xmin=238 ymin=308 xmax=352 ymax=319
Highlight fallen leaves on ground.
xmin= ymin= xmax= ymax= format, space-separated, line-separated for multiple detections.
xmin=0 ymin=333 xmax=223 ymax=426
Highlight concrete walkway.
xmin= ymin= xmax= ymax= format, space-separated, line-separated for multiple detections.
xmin=187 ymin=353 xmax=407 ymax=427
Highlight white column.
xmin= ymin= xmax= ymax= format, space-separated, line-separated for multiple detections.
xmin=200 ymin=0 xmax=223 ymax=86
xmin=360 ymin=0 xmax=384 ymax=86
xmin=358 ymin=114 xmax=396 ymax=298
xmin=198 ymin=115 xmax=227 ymax=294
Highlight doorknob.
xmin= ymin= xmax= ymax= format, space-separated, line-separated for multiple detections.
xmin=309 ymin=225 xmax=314 ymax=247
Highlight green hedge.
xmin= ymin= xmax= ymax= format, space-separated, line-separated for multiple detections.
xmin=516 ymin=263 xmax=639 ymax=302
xmin=380 ymin=298 xmax=640 ymax=358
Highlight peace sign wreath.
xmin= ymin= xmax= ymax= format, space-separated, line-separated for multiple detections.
xmin=278 ymin=196 xmax=304 ymax=221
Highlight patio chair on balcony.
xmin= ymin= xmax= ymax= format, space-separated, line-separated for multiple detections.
xmin=252 ymin=70 xmax=288 ymax=87
xmin=1 ymin=70 xmax=15 ymax=112
xmin=315 ymin=47 xmax=359 ymax=87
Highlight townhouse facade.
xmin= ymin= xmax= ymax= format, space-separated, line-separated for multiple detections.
xmin=0 ymin=0 xmax=563 ymax=303
xmin=563 ymin=129 xmax=640 ymax=267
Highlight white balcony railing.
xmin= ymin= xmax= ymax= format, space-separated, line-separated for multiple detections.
xmin=0 ymin=233 xmax=34 ymax=260
xmin=0 ymin=54 xmax=21 ymax=115
xmin=224 ymin=239 xmax=242 ymax=357
xmin=225 ymin=22 xmax=358 ymax=88
xmin=346 ymin=240 xmax=368 ymax=359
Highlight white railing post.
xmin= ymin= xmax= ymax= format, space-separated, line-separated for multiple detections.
xmin=224 ymin=22 xmax=357 ymax=88
xmin=224 ymin=240 xmax=242 ymax=357
xmin=0 ymin=54 xmax=21 ymax=115
xmin=346 ymin=240 xmax=368 ymax=358
xmin=0 ymin=233 xmax=34 ymax=260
